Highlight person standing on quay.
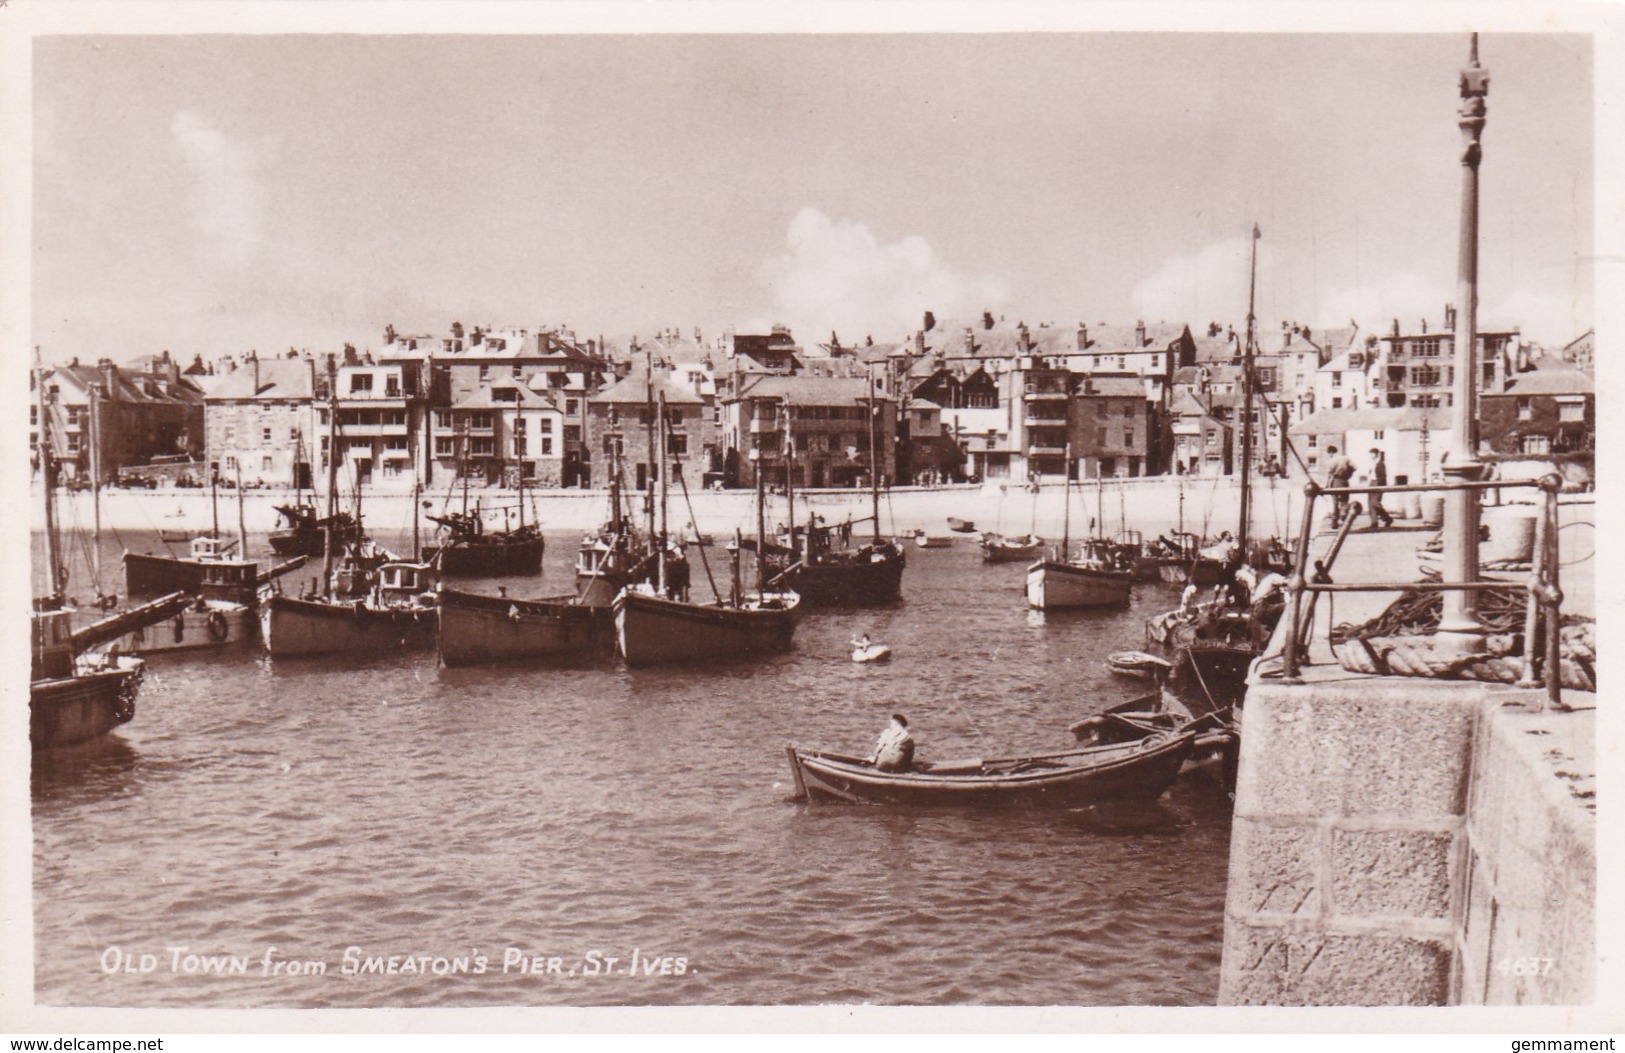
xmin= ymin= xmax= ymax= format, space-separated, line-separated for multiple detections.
xmin=1366 ymin=447 xmax=1394 ymax=530
xmin=1324 ymin=445 xmax=1355 ymax=527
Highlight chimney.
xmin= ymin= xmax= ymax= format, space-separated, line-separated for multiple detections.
xmin=1082 ymin=374 xmax=1094 ymax=395
xmin=923 ymin=311 xmax=936 ymax=333
xmin=1421 ymin=318 xmax=1429 ymax=335
xmin=982 ymin=311 xmax=995 ymax=331
xmin=1444 ymin=303 xmax=1457 ymax=330
xmin=99 ymin=358 xmax=117 ymax=398
xmin=1135 ymin=320 xmax=1146 ymax=345
xmin=1077 ymin=322 xmax=1088 ymax=350
xmin=1017 ymin=322 xmax=1030 ymax=351
xmin=1392 ymin=318 xmax=1401 ymax=338
xmin=964 ymin=326 xmax=976 ymax=355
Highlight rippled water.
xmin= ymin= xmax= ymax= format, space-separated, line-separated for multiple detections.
xmin=33 ymin=531 xmax=1231 ymax=1007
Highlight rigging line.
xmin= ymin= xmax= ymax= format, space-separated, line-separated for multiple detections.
xmin=674 ymin=457 xmax=720 ymax=604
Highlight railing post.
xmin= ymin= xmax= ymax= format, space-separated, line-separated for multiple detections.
xmin=1541 ymin=473 xmax=1565 ymax=711
xmin=1281 ymin=481 xmax=1320 ymax=680
xmin=1517 ymin=486 xmax=1549 ymax=692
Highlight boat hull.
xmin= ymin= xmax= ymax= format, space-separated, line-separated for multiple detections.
xmin=613 ymin=588 xmax=799 ymax=667
xmin=980 ymin=537 xmax=1043 ymax=563
xmin=260 ymin=594 xmax=437 ymax=657
xmin=31 ymin=660 xmax=144 ymax=749
xmin=772 ymin=546 xmax=905 ymax=606
xmin=424 ymin=535 xmax=545 ymax=577
xmin=786 ymin=733 xmax=1195 ymax=808
xmin=101 ymin=603 xmax=256 ymax=654
xmin=438 ymin=588 xmax=613 ymax=667
xmin=1025 ymin=561 xmax=1134 ymax=609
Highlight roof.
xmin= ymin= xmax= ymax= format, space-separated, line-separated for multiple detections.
xmin=202 ymin=358 xmax=314 ymax=401
xmin=1078 ymin=322 xmax=1189 ymax=353
xmin=1169 ymin=391 xmax=1225 ymax=423
xmin=591 ymin=367 xmax=704 ymax=406
xmin=448 ymin=381 xmax=559 ymax=411
xmin=1491 ymin=367 xmax=1593 ymax=397
xmin=1193 ymin=336 xmax=1237 ymax=364
xmin=907 ymin=398 xmax=942 ymax=411
xmin=1078 ymin=377 xmax=1146 ymax=398
xmin=1290 ymin=406 xmax=1453 ymax=434
xmin=732 ymin=374 xmax=889 ymax=406
xmin=50 ymin=363 xmax=205 ymax=405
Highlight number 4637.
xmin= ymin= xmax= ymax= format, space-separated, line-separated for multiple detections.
xmin=1495 ymin=957 xmax=1555 ymax=976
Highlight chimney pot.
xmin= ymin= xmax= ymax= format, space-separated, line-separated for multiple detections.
xmin=983 ymin=311 xmax=994 ymax=331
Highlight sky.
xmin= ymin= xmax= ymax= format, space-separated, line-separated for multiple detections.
xmin=27 ymin=29 xmax=1596 ymax=363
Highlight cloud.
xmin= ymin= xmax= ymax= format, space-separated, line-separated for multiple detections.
xmin=1131 ymin=235 xmax=1262 ymax=328
xmin=761 ymin=207 xmax=1009 ymax=343
xmin=171 ymin=110 xmax=266 ymax=266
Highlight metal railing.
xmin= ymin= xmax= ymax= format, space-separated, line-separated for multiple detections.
xmin=1276 ymin=473 xmax=1568 ymax=710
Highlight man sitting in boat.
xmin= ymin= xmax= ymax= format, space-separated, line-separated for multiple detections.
xmin=870 ymin=713 xmax=915 ymax=772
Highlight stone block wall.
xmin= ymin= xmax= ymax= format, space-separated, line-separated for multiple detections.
xmin=1218 ymin=677 xmax=1594 ymax=1006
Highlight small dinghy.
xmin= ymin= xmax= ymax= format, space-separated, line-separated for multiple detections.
xmin=1106 ymin=650 xmax=1175 ymax=678
xmin=851 ymin=641 xmax=892 ymax=663
xmin=946 ymin=517 xmax=977 ymax=533
xmin=912 ymin=530 xmax=954 ymax=549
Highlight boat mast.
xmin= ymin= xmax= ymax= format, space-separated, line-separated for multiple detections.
xmin=783 ymin=402 xmax=797 ymax=557
xmin=1239 ymin=222 xmax=1260 ymax=558
xmin=236 ymin=461 xmax=247 ymax=558
xmin=657 ymin=391 xmax=669 ymax=596
xmin=868 ymin=372 xmax=881 ymax=544
xmin=754 ymin=451 xmax=768 ymax=593
xmin=1061 ymin=442 xmax=1072 ymax=560
xmin=88 ymin=383 xmax=103 ymax=593
xmin=210 ymin=465 xmax=220 ymax=539
xmin=412 ymin=480 xmax=421 ymax=564
xmin=37 ymin=369 xmax=62 ymax=602
xmin=321 ymin=357 xmax=340 ymax=599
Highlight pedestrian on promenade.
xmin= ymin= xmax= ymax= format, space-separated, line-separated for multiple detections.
xmin=1366 ymin=448 xmax=1394 ymax=530
xmin=1324 ymin=445 xmax=1355 ymax=527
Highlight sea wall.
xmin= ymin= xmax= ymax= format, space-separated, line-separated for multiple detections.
xmin=1218 ymin=677 xmax=1595 ymax=1005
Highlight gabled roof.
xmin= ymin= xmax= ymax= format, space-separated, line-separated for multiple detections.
xmin=52 ymin=363 xmax=206 ymax=405
xmin=1290 ymin=406 xmax=1452 ymax=434
xmin=907 ymin=397 xmax=942 ymax=411
xmin=203 ymin=359 xmax=314 ymax=401
xmin=591 ymin=367 xmax=704 ymax=406
xmin=1078 ymin=322 xmax=1189 ymax=353
xmin=1491 ymin=367 xmax=1593 ymax=397
xmin=1169 ymin=391 xmax=1225 ymax=423
xmin=1193 ymin=336 xmax=1237 ymax=364
xmin=732 ymin=374 xmax=888 ymax=406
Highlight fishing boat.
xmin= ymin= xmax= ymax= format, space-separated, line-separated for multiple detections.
xmin=946 ymin=517 xmax=977 ymax=533
xmin=756 ymin=380 xmax=906 ymax=607
xmin=31 ymin=377 xmax=163 ymax=749
xmin=422 ymin=438 xmax=545 ymax=576
xmin=1067 ymin=698 xmax=1239 ymax=786
xmin=1025 ymin=454 xmax=1136 ymax=609
xmin=784 ymin=731 xmax=1197 ymax=808
xmin=260 ymin=559 xmax=439 ymax=657
xmin=260 ymin=364 xmax=440 ymax=658
xmin=437 ymin=586 xmax=612 ymax=667
xmin=1107 ymin=650 xmax=1175 ymax=679
xmin=911 ymin=530 xmax=954 ymax=549
xmin=613 ymin=393 xmax=801 ymax=667
xmin=980 ymin=533 xmax=1044 ymax=563
xmin=269 ymin=433 xmax=362 ymax=556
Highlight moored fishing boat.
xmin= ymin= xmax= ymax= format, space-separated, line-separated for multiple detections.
xmin=784 ymin=731 xmax=1196 ymax=807
xmin=269 ymin=502 xmax=362 ymax=558
xmin=260 ymin=560 xmax=439 ymax=658
xmin=32 ymin=606 xmax=147 ymax=750
xmin=123 ymin=534 xmax=240 ymax=596
xmin=980 ymin=533 xmax=1044 ymax=563
xmin=946 ymin=517 xmax=977 ymax=533
xmin=438 ymin=586 xmax=612 ymax=667
xmin=613 ymin=583 xmax=801 ymax=667
xmin=1024 ymin=460 xmax=1135 ymax=609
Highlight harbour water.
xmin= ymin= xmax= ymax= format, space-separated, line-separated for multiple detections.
xmin=32 ymin=530 xmax=1231 ymax=1008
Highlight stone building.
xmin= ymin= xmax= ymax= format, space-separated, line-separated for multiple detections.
xmin=203 ymin=356 xmax=319 ymax=488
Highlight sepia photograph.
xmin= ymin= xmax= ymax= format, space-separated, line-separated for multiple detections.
xmin=3 ymin=0 xmax=1613 ymax=1036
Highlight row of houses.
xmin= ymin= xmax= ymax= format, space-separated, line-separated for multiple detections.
xmin=29 ymin=307 xmax=1594 ymax=495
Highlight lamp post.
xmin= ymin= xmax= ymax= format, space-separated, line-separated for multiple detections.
xmin=1438 ymin=33 xmax=1490 ymax=652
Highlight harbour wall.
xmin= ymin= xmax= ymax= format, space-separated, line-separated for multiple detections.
xmin=1218 ymin=514 xmax=1596 ymax=1006
xmin=44 ymin=475 xmax=1410 ymax=543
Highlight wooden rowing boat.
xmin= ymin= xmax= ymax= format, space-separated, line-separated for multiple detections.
xmin=784 ymin=731 xmax=1195 ymax=807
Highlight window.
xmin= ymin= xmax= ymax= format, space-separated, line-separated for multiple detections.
xmin=541 ymin=435 xmax=554 ymax=456
xmin=262 ymin=456 xmax=273 ymax=471
xmin=564 ymin=425 xmax=581 ymax=444
xmin=435 ymin=438 xmax=455 ymax=457
xmin=1372 ymin=430 xmax=1385 ymax=440
xmin=262 ymin=427 xmax=273 ymax=443
xmin=1411 ymin=367 xmax=1441 ymax=387
xmin=1517 ymin=396 xmax=1533 ymax=420
xmin=512 ymin=365 xmax=523 ymax=379
xmin=668 ymin=434 xmax=689 ymax=456
xmin=1415 ymin=338 xmax=1442 ymax=358
xmin=225 ymin=456 xmax=238 ymax=470
xmin=1307 ymin=435 xmax=1318 ymax=449
xmin=514 ymin=436 xmax=528 ymax=457
xmin=1097 ymin=427 xmax=1107 ymax=446
xmin=1150 ymin=355 xmax=1160 ymax=370
xmin=513 ymin=417 xmax=527 ymax=434
xmin=1124 ymin=430 xmax=1134 ymax=447
xmin=350 ymin=373 xmax=373 ymax=393
xmin=1331 ymin=397 xmax=1343 ymax=409
xmin=1558 ymin=398 xmax=1585 ymax=423
xmin=478 ymin=365 xmax=490 ymax=381
xmin=1332 ymin=372 xmax=1343 ymax=388
xmin=565 ymin=398 xmax=579 ymax=415
xmin=434 ymin=411 xmax=452 ymax=430
xmin=1521 ymin=434 xmax=1551 ymax=455
xmin=385 ymin=377 xmax=401 ymax=397
xmin=1206 ymin=431 xmax=1218 ymax=448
